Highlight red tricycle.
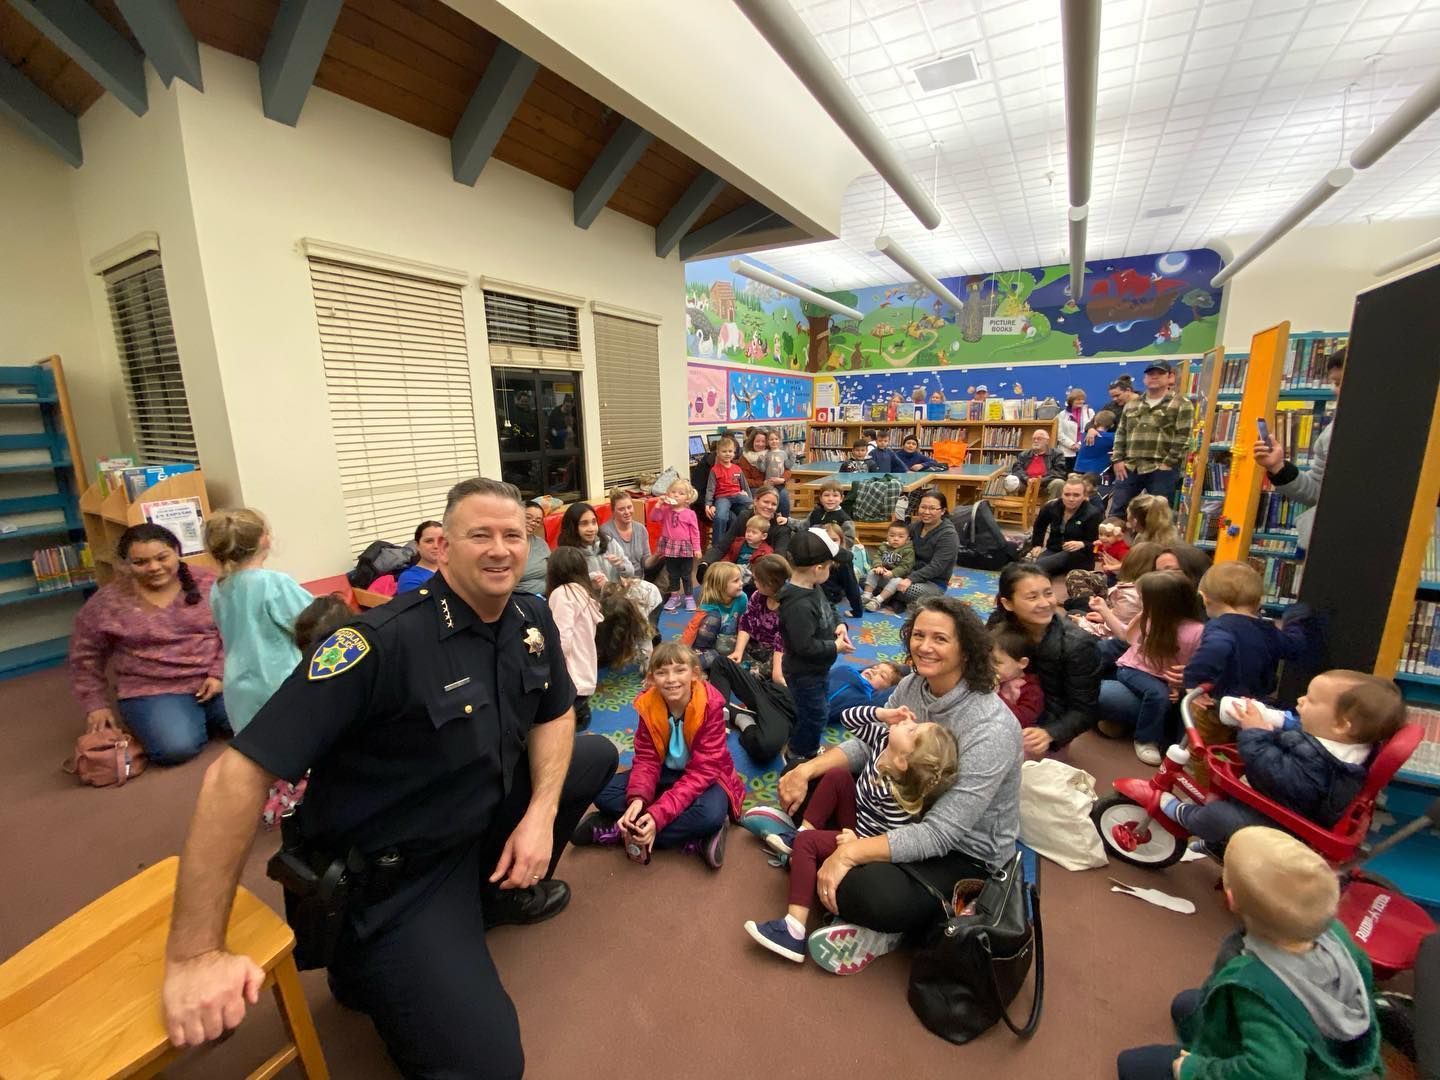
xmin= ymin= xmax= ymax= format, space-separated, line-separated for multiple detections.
xmin=1092 ymin=686 xmax=1437 ymax=981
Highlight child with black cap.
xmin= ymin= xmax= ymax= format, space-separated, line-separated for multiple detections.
xmin=777 ymin=530 xmax=855 ymax=764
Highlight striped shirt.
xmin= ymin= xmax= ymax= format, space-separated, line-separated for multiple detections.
xmin=840 ymin=706 xmax=918 ymax=838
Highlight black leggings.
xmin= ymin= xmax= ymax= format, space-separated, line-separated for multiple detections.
xmin=1035 ymin=547 xmax=1093 ymax=576
xmin=706 ymin=656 xmax=794 ymax=763
xmin=664 ymin=556 xmax=694 ymax=595
xmin=821 ymin=550 xmax=864 ymax=616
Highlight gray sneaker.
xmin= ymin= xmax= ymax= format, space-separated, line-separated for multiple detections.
xmin=807 ymin=922 xmax=904 ymax=975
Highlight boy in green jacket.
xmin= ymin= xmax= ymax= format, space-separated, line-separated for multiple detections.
xmin=1117 ymin=826 xmax=1380 ymax=1080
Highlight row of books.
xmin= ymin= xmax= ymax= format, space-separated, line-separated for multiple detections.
xmin=1218 ymin=336 xmax=1347 ymax=394
xmin=1248 ymin=552 xmax=1301 ymax=604
xmin=808 ymin=427 xmax=877 ymax=449
xmin=1209 ymin=403 xmax=1333 ymax=463
xmin=97 ymin=458 xmax=197 ymax=500
xmin=32 ymin=541 xmax=95 ymax=592
xmin=1397 ymin=600 xmax=1440 ymax=676
xmin=981 ymin=427 xmax=1036 ymax=450
xmin=983 ymin=453 xmax=1019 ymax=470
xmin=808 ymin=448 xmax=850 ymax=462
xmin=1193 ymin=488 xmax=1303 ymax=541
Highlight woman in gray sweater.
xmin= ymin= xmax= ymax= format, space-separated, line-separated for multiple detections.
xmin=887 ymin=489 xmax=959 ymax=610
xmin=775 ymin=595 xmax=1022 ymax=974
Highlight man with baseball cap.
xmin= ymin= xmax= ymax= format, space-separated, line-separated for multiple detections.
xmin=1109 ymin=360 xmax=1194 ymax=516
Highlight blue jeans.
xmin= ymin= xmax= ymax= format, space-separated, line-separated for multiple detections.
xmin=711 ymin=495 xmax=753 ymax=543
xmin=1116 ymin=990 xmax=1202 ymax=1079
xmin=1114 ymin=666 xmax=1174 ymax=745
xmin=783 ymin=664 xmax=830 ymax=758
xmin=593 ymin=766 xmax=729 ymax=847
xmin=1174 ymin=799 xmax=1275 ymax=848
xmin=118 ymin=692 xmax=230 ymax=765
xmin=1110 ymin=467 xmax=1178 ymax=518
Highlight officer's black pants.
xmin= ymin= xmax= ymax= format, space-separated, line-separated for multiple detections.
xmin=331 ymin=734 xmax=618 ymax=1079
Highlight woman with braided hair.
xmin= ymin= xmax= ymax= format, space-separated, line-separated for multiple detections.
xmin=69 ymin=523 xmax=229 ymax=764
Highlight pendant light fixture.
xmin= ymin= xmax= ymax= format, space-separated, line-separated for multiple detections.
xmin=1061 ymin=0 xmax=1101 ymax=298
xmin=873 ymin=235 xmax=965 ymax=311
xmin=729 ymin=259 xmax=864 ymax=320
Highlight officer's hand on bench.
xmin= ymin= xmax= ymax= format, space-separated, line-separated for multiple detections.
xmin=162 ymin=949 xmax=265 ymax=1047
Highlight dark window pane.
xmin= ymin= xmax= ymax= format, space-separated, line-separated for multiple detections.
xmin=501 ymin=458 xmax=542 ymax=500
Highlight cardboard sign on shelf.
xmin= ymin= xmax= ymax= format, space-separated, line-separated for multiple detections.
xmin=141 ymin=497 xmax=206 ymax=555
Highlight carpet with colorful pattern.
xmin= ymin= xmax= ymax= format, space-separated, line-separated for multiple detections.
xmin=588 ymin=568 xmax=1002 ymax=813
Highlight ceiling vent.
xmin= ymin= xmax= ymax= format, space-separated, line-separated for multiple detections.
xmin=1143 ymin=205 xmax=1187 ymax=219
xmin=912 ymin=52 xmax=980 ymax=94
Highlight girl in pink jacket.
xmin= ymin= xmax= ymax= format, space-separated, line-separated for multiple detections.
xmin=571 ymin=642 xmax=744 ymax=867
xmin=651 ymin=478 xmax=702 ymax=614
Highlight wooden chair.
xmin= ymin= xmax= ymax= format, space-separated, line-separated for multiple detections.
xmin=0 ymin=857 xmax=328 ymax=1079
xmin=987 ymin=476 xmax=1042 ymax=532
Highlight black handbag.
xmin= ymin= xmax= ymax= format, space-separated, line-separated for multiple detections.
xmin=901 ymin=851 xmax=1044 ymax=1044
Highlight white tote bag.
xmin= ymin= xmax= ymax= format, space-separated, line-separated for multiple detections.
xmin=1018 ymin=758 xmax=1108 ymax=871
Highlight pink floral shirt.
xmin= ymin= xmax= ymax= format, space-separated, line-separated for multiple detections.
xmin=69 ymin=567 xmax=225 ymax=712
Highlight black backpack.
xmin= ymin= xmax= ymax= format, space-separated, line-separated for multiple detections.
xmin=347 ymin=540 xmax=416 ymax=588
xmin=952 ymin=502 xmax=1017 ymax=571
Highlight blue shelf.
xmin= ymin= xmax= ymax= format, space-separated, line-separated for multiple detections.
xmin=1217 ymin=389 xmax=1336 ymax=402
xmin=0 ymin=581 xmax=94 ymax=608
xmin=1253 ymin=530 xmax=1298 ymax=542
xmin=0 ymin=395 xmax=58 ymax=406
xmin=0 ymin=492 xmax=70 ymax=515
xmin=0 ymin=635 xmax=71 ymax=681
xmin=1418 ymin=580 xmax=1440 ymax=597
xmin=1396 ymin=672 xmax=1440 ymax=689
xmin=0 ymin=459 xmax=70 ymax=475
xmin=0 ymin=523 xmax=84 ymax=542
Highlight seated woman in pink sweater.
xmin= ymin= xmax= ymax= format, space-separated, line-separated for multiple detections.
xmin=69 ymin=524 xmax=228 ymax=765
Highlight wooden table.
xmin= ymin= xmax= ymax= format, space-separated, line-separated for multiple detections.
xmin=790 ymin=470 xmax=932 ymax=515
xmin=926 ymin=462 xmax=1006 ymax=508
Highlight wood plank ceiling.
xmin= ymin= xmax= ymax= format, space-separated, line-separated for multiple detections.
xmin=0 ymin=0 xmax=755 ymax=234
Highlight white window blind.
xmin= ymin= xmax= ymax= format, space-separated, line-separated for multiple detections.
xmin=593 ymin=312 xmax=662 ymax=487
xmin=103 ymin=253 xmax=199 ymax=465
xmin=483 ymin=290 xmax=582 ymax=370
xmin=308 ymin=258 xmax=480 ymax=555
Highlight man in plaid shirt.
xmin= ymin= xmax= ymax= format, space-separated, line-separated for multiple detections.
xmin=1110 ymin=360 xmax=1195 ymax=516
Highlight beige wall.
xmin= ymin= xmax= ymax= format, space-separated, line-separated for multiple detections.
xmin=166 ymin=48 xmax=687 ymax=581
xmin=0 ymin=124 xmax=112 ymax=650
xmin=70 ymin=71 xmax=241 ymax=506
xmin=1215 ymin=217 xmax=1440 ymax=348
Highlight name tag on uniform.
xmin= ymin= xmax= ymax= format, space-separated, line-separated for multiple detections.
xmin=443 ymin=676 xmax=472 ymax=692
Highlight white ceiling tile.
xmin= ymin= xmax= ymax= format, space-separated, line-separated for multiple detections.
xmin=753 ymin=0 xmax=1440 ymax=284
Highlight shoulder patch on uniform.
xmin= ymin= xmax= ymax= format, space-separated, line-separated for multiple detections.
xmin=309 ymin=627 xmax=371 ymax=680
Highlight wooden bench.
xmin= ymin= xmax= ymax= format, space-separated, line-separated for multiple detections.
xmin=0 ymin=857 xmax=328 ymax=1079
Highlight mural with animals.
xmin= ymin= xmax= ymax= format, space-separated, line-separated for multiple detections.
xmin=684 ymin=248 xmax=1223 ymax=372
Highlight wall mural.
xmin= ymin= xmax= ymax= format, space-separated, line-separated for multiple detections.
xmin=684 ymin=248 xmax=1223 ymax=372
xmin=726 ymin=367 xmax=812 ymax=422
xmin=686 ymin=364 xmax=728 ymax=424
xmin=817 ymin=358 xmax=1179 ymax=415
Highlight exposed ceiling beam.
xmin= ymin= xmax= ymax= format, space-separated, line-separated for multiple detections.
xmin=739 ymin=213 xmax=788 ymax=236
xmin=0 ymin=62 xmax=81 ymax=166
xmin=678 ymin=201 xmax=774 ymax=261
xmin=259 ymin=0 xmax=342 ymax=127
xmin=114 ymin=0 xmax=202 ymax=91
xmin=451 ymin=41 xmax=537 ymax=186
xmin=573 ymin=118 xmax=652 ymax=229
xmin=10 ymin=0 xmax=146 ymax=116
xmin=655 ymin=170 xmax=727 ymax=258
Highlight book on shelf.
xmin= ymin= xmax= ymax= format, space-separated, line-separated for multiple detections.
xmin=983 ymin=426 xmax=1025 ymax=450
xmin=1217 ymin=335 xmax=1347 ymax=395
xmin=895 ymin=403 xmax=916 ymax=421
xmin=104 ymin=462 xmax=198 ymax=500
xmin=30 ymin=541 xmax=94 ymax=592
xmin=1248 ymin=552 xmax=1301 ymax=605
xmin=839 ymin=404 xmax=862 ymax=421
xmin=985 ymin=400 xmax=1005 ymax=421
xmin=1398 ymin=599 xmax=1440 ymax=677
xmin=1422 ymin=506 xmax=1439 ymax=584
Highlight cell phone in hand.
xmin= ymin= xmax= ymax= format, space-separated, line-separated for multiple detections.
xmin=1256 ymin=418 xmax=1272 ymax=448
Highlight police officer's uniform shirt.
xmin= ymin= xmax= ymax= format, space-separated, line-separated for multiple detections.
xmin=232 ymin=572 xmax=575 ymax=860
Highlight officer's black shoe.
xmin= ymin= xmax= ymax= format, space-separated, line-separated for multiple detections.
xmin=483 ymin=879 xmax=571 ymax=929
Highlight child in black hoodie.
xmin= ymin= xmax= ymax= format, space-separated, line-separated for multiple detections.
xmin=777 ymin=530 xmax=855 ymax=762
xmin=807 ymin=482 xmax=864 ymax=617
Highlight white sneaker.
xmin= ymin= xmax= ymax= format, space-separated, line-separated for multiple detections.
xmin=808 ymin=922 xmax=903 ymax=975
xmin=863 ymin=596 xmax=880 ymax=611
xmin=1134 ymin=741 xmax=1163 ymax=766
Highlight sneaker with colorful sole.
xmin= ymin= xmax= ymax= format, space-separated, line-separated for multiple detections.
xmin=740 ymin=805 xmax=794 ymax=841
xmin=807 ymin=923 xmax=904 ymax=975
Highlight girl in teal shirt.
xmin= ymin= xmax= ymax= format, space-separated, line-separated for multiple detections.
xmin=205 ymin=508 xmax=316 ymax=733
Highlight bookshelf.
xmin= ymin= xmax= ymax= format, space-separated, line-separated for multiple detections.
xmin=80 ymin=470 xmax=215 ymax=586
xmin=0 ymin=357 xmax=91 ymax=680
xmin=808 ymin=415 xmax=1056 ymax=466
xmin=1185 ymin=331 xmax=1345 ymax=614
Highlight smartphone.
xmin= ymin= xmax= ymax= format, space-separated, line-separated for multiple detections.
xmin=1257 ymin=418 xmax=1272 ymax=448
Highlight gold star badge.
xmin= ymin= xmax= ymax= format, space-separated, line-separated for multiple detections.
xmin=524 ymin=627 xmax=545 ymax=655
xmin=308 ymin=627 xmax=370 ymax=680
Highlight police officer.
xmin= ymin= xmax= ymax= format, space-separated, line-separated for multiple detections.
xmin=160 ymin=477 xmax=618 ymax=1079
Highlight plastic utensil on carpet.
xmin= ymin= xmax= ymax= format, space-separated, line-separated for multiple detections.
xmin=1109 ymin=878 xmax=1196 ymax=914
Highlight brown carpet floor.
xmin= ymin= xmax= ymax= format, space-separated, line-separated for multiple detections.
xmin=0 ymin=666 xmax=1272 ymax=1078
